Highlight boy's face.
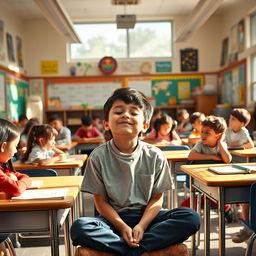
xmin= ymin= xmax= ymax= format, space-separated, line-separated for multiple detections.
xmin=50 ymin=120 xmax=62 ymax=131
xmin=229 ymin=115 xmax=244 ymax=131
xmin=192 ymin=118 xmax=203 ymax=132
xmin=201 ymin=126 xmax=221 ymax=147
xmin=104 ymin=99 xmax=149 ymax=137
xmin=82 ymin=125 xmax=93 ymax=132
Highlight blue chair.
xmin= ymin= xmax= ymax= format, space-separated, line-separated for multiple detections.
xmin=18 ymin=168 xmax=57 ymax=177
xmin=0 ymin=234 xmax=16 ymax=256
xmin=245 ymin=182 xmax=256 ymax=256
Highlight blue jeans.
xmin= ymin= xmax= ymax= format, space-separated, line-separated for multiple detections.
xmin=70 ymin=207 xmax=200 ymax=256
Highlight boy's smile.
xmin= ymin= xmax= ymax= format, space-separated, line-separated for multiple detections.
xmin=201 ymin=126 xmax=220 ymax=147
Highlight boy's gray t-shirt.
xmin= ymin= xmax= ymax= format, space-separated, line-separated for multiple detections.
xmin=192 ymin=141 xmax=223 ymax=155
xmin=82 ymin=139 xmax=174 ymax=213
xmin=56 ymin=126 xmax=71 ymax=144
xmin=225 ymin=127 xmax=250 ymax=145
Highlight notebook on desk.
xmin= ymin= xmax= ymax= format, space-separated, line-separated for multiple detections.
xmin=208 ymin=164 xmax=256 ymax=174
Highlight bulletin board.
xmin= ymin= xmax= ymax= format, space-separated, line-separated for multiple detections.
xmin=218 ymin=60 xmax=245 ymax=105
xmin=47 ymin=80 xmax=123 ymax=108
xmin=0 ymin=70 xmax=6 ymax=118
xmin=151 ymin=75 xmax=204 ymax=106
xmin=6 ymin=74 xmax=28 ymax=121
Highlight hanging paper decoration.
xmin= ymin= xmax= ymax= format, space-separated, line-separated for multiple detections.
xmin=98 ymin=56 xmax=117 ymax=75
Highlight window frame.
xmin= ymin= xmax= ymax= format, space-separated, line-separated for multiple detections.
xmin=68 ymin=20 xmax=173 ymax=61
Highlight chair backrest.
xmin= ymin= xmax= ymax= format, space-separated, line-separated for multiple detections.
xmin=249 ymin=182 xmax=256 ymax=231
xmin=18 ymin=169 xmax=57 ymax=177
xmin=161 ymin=145 xmax=190 ymax=151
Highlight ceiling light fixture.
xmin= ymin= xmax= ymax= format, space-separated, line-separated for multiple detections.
xmin=33 ymin=0 xmax=81 ymax=43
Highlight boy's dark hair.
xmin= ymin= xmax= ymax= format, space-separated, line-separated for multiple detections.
xmin=202 ymin=115 xmax=227 ymax=134
xmin=18 ymin=114 xmax=28 ymax=122
xmin=81 ymin=116 xmax=92 ymax=126
xmin=154 ymin=113 xmax=176 ymax=141
xmin=48 ymin=114 xmax=62 ymax=123
xmin=190 ymin=112 xmax=205 ymax=124
xmin=21 ymin=124 xmax=58 ymax=162
xmin=104 ymin=88 xmax=153 ymax=123
xmin=21 ymin=118 xmax=39 ymax=136
xmin=230 ymin=108 xmax=251 ymax=126
xmin=0 ymin=118 xmax=20 ymax=172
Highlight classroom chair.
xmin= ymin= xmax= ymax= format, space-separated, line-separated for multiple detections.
xmin=0 ymin=234 xmax=16 ymax=256
xmin=14 ymin=169 xmax=57 ymax=247
xmin=161 ymin=145 xmax=190 ymax=198
xmin=245 ymin=182 xmax=256 ymax=256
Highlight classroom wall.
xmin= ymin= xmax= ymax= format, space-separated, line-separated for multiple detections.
xmin=22 ymin=14 xmax=222 ymax=77
xmin=0 ymin=1 xmax=26 ymax=74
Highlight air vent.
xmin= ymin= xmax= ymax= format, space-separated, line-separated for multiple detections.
xmin=112 ymin=0 xmax=140 ymax=5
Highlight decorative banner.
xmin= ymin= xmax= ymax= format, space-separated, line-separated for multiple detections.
xmin=6 ymin=32 xmax=15 ymax=62
xmin=220 ymin=37 xmax=229 ymax=67
xmin=155 ymin=61 xmax=172 ymax=73
xmin=180 ymin=48 xmax=198 ymax=72
xmin=98 ymin=56 xmax=117 ymax=75
xmin=40 ymin=60 xmax=59 ymax=75
xmin=0 ymin=20 xmax=5 ymax=61
xmin=16 ymin=36 xmax=23 ymax=67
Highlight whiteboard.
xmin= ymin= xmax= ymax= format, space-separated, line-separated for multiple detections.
xmin=48 ymin=81 xmax=122 ymax=108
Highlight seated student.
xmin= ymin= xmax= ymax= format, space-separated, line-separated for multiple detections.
xmin=18 ymin=118 xmax=39 ymax=149
xmin=225 ymin=108 xmax=254 ymax=149
xmin=92 ymin=114 xmax=103 ymax=133
xmin=143 ymin=113 xmax=182 ymax=145
xmin=181 ymin=116 xmax=233 ymax=221
xmin=21 ymin=124 xmax=66 ymax=165
xmin=48 ymin=114 xmax=72 ymax=146
xmin=188 ymin=115 xmax=231 ymax=163
xmin=188 ymin=112 xmax=205 ymax=145
xmin=146 ymin=109 xmax=163 ymax=134
xmin=176 ymin=109 xmax=193 ymax=136
xmin=70 ymin=88 xmax=200 ymax=256
xmin=16 ymin=114 xmax=28 ymax=132
xmin=72 ymin=115 xmax=104 ymax=141
xmin=0 ymin=119 xmax=32 ymax=255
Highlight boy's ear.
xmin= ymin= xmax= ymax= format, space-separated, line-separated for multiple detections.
xmin=103 ymin=120 xmax=110 ymax=131
xmin=142 ymin=123 xmax=150 ymax=133
xmin=0 ymin=142 xmax=7 ymax=152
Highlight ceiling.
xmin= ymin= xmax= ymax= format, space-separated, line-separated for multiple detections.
xmin=5 ymin=0 xmax=239 ymax=22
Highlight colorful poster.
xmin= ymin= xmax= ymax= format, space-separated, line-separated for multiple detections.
xmin=0 ymin=20 xmax=5 ymax=60
xmin=178 ymin=82 xmax=190 ymax=99
xmin=237 ymin=19 xmax=245 ymax=53
xmin=16 ymin=36 xmax=23 ymax=67
xmin=180 ymin=49 xmax=198 ymax=72
xmin=40 ymin=60 xmax=59 ymax=75
xmin=6 ymin=32 xmax=15 ymax=62
xmin=220 ymin=37 xmax=229 ymax=67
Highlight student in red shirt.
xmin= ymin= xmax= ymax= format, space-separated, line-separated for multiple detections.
xmin=0 ymin=118 xmax=32 ymax=255
xmin=72 ymin=115 xmax=103 ymax=141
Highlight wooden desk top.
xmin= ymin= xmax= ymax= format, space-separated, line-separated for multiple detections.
xmin=30 ymin=176 xmax=83 ymax=189
xmin=180 ymin=163 xmax=256 ymax=187
xmin=74 ymin=138 xmax=105 ymax=144
xmin=0 ymin=187 xmax=79 ymax=211
xmin=56 ymin=141 xmax=78 ymax=151
xmin=163 ymin=150 xmax=190 ymax=161
xmin=229 ymin=148 xmax=256 ymax=157
xmin=13 ymin=154 xmax=87 ymax=170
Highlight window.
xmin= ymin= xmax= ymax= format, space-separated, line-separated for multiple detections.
xmin=250 ymin=11 xmax=256 ymax=47
xmin=252 ymin=54 xmax=256 ymax=101
xmin=70 ymin=21 xmax=172 ymax=60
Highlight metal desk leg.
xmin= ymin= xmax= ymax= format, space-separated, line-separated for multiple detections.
xmin=218 ymin=187 xmax=225 ymax=256
xmin=49 ymin=210 xmax=60 ymax=256
xmin=171 ymin=162 xmax=177 ymax=209
xmin=64 ymin=212 xmax=72 ymax=256
xmin=190 ymin=177 xmax=196 ymax=256
xmin=204 ymin=195 xmax=210 ymax=256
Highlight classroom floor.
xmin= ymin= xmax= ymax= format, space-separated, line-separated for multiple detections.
xmin=12 ymin=193 xmax=255 ymax=256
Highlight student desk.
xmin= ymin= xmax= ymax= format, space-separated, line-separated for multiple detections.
xmin=180 ymin=163 xmax=256 ymax=256
xmin=229 ymin=148 xmax=256 ymax=163
xmin=73 ymin=138 xmax=105 ymax=153
xmin=13 ymin=154 xmax=87 ymax=176
xmin=162 ymin=150 xmax=190 ymax=209
xmin=0 ymin=186 xmax=79 ymax=256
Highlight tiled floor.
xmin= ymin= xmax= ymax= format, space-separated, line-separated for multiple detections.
xmin=11 ymin=193 xmax=255 ymax=256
